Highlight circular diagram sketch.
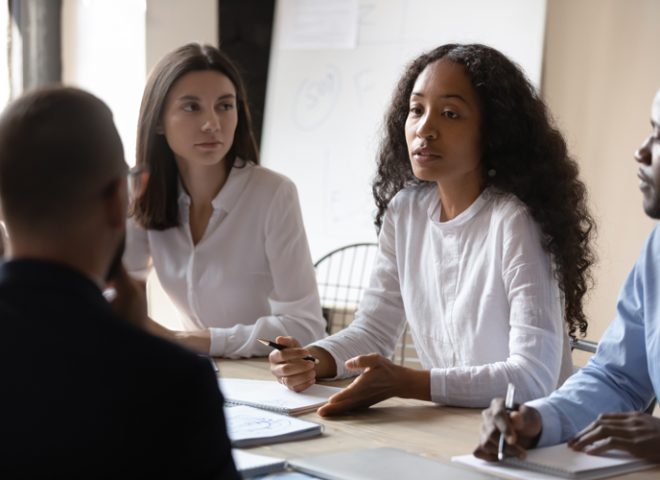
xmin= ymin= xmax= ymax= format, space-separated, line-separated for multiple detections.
xmin=292 ymin=65 xmax=341 ymax=131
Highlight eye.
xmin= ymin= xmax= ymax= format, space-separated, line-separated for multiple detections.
xmin=182 ymin=102 xmax=200 ymax=112
xmin=408 ymin=105 xmax=423 ymax=116
xmin=442 ymin=109 xmax=459 ymax=119
xmin=217 ymin=102 xmax=236 ymax=112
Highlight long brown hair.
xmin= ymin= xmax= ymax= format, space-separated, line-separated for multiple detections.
xmin=131 ymin=43 xmax=259 ymax=230
xmin=373 ymin=44 xmax=596 ymax=338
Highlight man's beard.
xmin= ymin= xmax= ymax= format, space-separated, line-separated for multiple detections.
xmin=105 ymin=235 xmax=126 ymax=282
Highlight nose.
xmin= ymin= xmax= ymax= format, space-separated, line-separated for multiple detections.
xmin=635 ymin=135 xmax=652 ymax=165
xmin=416 ymin=113 xmax=437 ymax=141
xmin=201 ymin=111 xmax=220 ymax=133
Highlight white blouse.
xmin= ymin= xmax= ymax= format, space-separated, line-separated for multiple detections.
xmin=312 ymin=185 xmax=573 ymax=407
xmin=124 ymin=164 xmax=326 ymax=358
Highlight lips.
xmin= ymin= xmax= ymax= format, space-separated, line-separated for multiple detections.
xmin=412 ymin=146 xmax=441 ymax=157
xmin=195 ymin=141 xmax=222 ymax=149
xmin=411 ymin=146 xmax=442 ymax=164
xmin=638 ymin=169 xmax=653 ymax=185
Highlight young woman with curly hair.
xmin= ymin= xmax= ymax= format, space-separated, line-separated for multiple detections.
xmin=269 ymin=43 xmax=595 ymax=414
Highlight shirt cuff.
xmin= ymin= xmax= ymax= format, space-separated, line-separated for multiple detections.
xmin=429 ymin=368 xmax=448 ymax=404
xmin=209 ymin=328 xmax=227 ymax=357
xmin=525 ymin=398 xmax=562 ymax=447
xmin=309 ymin=338 xmax=355 ymax=380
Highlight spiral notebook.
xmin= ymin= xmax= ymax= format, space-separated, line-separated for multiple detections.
xmin=225 ymin=405 xmax=323 ymax=447
xmin=218 ymin=378 xmax=341 ymax=415
xmin=453 ymin=443 xmax=654 ymax=480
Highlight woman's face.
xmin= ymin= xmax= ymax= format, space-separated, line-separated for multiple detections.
xmin=405 ymin=59 xmax=482 ymax=185
xmin=160 ymin=70 xmax=238 ymax=170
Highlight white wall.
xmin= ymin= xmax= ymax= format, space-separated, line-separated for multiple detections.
xmin=543 ymin=0 xmax=660 ymax=353
xmin=62 ymin=0 xmax=146 ymax=167
xmin=145 ymin=0 xmax=218 ymax=73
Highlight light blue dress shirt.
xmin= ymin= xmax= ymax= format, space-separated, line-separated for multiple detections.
xmin=527 ymin=225 xmax=660 ymax=446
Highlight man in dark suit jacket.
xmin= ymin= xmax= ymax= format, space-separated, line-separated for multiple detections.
xmin=0 ymin=87 xmax=239 ymax=479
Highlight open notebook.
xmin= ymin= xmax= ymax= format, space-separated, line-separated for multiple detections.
xmin=218 ymin=378 xmax=341 ymax=415
xmin=225 ymin=405 xmax=323 ymax=447
xmin=453 ymin=443 xmax=654 ymax=480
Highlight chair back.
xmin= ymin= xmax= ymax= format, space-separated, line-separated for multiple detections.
xmin=314 ymin=243 xmax=378 ymax=334
xmin=314 ymin=242 xmax=420 ymax=367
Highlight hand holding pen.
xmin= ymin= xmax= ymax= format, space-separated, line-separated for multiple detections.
xmin=265 ymin=336 xmax=329 ymax=393
xmin=473 ymin=386 xmax=544 ymax=462
xmin=258 ymin=338 xmax=319 ymax=364
xmin=498 ymin=383 xmax=516 ymax=460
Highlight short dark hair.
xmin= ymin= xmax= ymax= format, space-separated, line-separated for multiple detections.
xmin=0 ymin=86 xmax=124 ymax=233
xmin=132 ymin=43 xmax=259 ymax=230
xmin=373 ymin=43 xmax=596 ymax=338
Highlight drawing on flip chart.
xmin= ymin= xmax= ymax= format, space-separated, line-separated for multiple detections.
xmin=292 ymin=65 xmax=341 ymax=131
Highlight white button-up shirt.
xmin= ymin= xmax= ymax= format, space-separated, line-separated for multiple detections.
xmin=124 ymin=164 xmax=326 ymax=358
xmin=313 ymin=185 xmax=573 ymax=407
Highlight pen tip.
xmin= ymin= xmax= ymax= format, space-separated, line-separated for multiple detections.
xmin=257 ymin=339 xmax=268 ymax=345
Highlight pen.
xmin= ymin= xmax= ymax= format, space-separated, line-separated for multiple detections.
xmin=200 ymin=354 xmax=219 ymax=373
xmin=498 ymin=382 xmax=516 ymax=461
xmin=258 ymin=338 xmax=320 ymax=364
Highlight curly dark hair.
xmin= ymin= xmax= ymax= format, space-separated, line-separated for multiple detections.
xmin=373 ymin=43 xmax=595 ymax=338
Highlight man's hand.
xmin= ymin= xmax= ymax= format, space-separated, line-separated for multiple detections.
xmin=317 ymin=353 xmax=415 ymax=417
xmin=473 ymin=398 xmax=543 ymax=461
xmin=568 ymin=412 xmax=660 ymax=461
xmin=106 ymin=264 xmax=148 ymax=328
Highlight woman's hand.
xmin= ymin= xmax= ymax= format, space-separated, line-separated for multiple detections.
xmin=268 ymin=336 xmax=329 ymax=392
xmin=473 ymin=398 xmax=543 ymax=461
xmin=268 ymin=336 xmax=337 ymax=392
xmin=172 ymin=329 xmax=211 ymax=354
xmin=568 ymin=412 xmax=660 ymax=461
xmin=317 ymin=353 xmax=428 ymax=417
xmin=142 ymin=316 xmax=211 ymax=355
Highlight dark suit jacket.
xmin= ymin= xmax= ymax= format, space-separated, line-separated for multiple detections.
xmin=0 ymin=259 xmax=239 ymax=479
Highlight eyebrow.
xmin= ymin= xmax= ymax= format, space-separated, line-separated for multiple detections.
xmin=410 ymin=92 xmax=468 ymax=103
xmin=176 ymin=93 xmax=236 ymax=102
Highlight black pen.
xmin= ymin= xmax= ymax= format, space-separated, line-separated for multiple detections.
xmin=258 ymin=338 xmax=320 ymax=364
xmin=498 ymin=383 xmax=516 ymax=461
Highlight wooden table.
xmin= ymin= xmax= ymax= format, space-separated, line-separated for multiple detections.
xmin=216 ymin=357 xmax=660 ymax=479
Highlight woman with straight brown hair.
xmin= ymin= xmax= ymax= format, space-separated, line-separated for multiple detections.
xmin=124 ymin=43 xmax=326 ymax=357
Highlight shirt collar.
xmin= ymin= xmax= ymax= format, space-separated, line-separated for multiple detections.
xmin=177 ymin=161 xmax=254 ymax=213
xmin=428 ymin=186 xmax=493 ymax=229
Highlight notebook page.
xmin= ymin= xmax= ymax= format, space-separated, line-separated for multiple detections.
xmin=507 ymin=443 xmax=649 ymax=475
xmin=453 ymin=444 xmax=653 ymax=480
xmin=224 ymin=405 xmax=323 ymax=447
xmin=218 ymin=378 xmax=341 ymax=415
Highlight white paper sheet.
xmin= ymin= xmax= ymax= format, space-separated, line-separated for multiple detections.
xmin=279 ymin=0 xmax=358 ymax=50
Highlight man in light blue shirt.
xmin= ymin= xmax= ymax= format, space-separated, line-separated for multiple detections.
xmin=474 ymin=89 xmax=660 ymax=463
